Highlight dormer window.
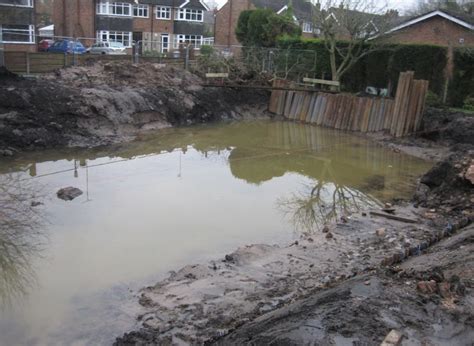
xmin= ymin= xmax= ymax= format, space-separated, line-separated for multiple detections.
xmin=303 ymin=22 xmax=313 ymax=33
xmin=175 ymin=8 xmax=203 ymax=22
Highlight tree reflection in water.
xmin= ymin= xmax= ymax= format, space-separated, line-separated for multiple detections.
xmin=0 ymin=173 xmax=45 ymax=307
xmin=278 ymin=160 xmax=381 ymax=233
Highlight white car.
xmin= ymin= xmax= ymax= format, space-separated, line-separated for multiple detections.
xmin=87 ymin=42 xmax=127 ymax=55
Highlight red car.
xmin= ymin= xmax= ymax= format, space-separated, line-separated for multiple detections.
xmin=38 ymin=39 xmax=54 ymax=52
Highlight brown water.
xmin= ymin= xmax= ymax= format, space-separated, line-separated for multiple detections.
xmin=0 ymin=121 xmax=432 ymax=345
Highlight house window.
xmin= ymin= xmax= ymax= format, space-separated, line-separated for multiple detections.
xmin=0 ymin=0 xmax=33 ymax=7
xmin=97 ymin=30 xmax=132 ymax=47
xmin=0 ymin=24 xmax=35 ymax=43
xmin=96 ymin=1 xmax=131 ymax=16
xmin=174 ymin=34 xmax=203 ymax=48
xmin=133 ymin=4 xmax=149 ymax=18
xmin=302 ymin=22 xmax=313 ymax=33
xmin=175 ymin=8 xmax=203 ymax=22
xmin=156 ymin=6 xmax=171 ymax=20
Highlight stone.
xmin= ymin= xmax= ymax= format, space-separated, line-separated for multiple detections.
xmin=31 ymin=201 xmax=43 ymax=207
xmin=56 ymin=187 xmax=83 ymax=201
xmin=417 ymin=280 xmax=437 ymax=294
xmin=375 ymin=228 xmax=386 ymax=236
xmin=465 ymin=164 xmax=474 ymax=185
xmin=325 ymin=232 xmax=333 ymax=239
xmin=0 ymin=149 xmax=13 ymax=157
xmin=438 ymin=282 xmax=452 ymax=299
xmin=381 ymin=330 xmax=403 ymax=346
xmin=322 ymin=226 xmax=330 ymax=233
xmin=340 ymin=215 xmax=349 ymax=223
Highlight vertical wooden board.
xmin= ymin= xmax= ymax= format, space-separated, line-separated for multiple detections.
xmin=406 ymin=80 xmax=422 ymax=135
xmin=321 ymin=95 xmax=330 ymax=127
xmin=338 ymin=95 xmax=350 ymax=130
xmin=324 ymin=95 xmax=335 ymax=127
xmin=371 ymin=99 xmax=382 ymax=132
xmin=295 ymin=93 xmax=305 ymax=120
xmin=316 ymin=95 xmax=327 ymax=126
xmin=333 ymin=95 xmax=343 ymax=129
xmin=390 ymin=72 xmax=408 ymax=135
xmin=300 ymin=93 xmax=312 ymax=122
xmin=289 ymin=93 xmax=299 ymax=119
xmin=277 ymin=91 xmax=287 ymax=115
xmin=346 ymin=96 xmax=357 ymax=131
xmin=342 ymin=95 xmax=353 ymax=130
xmin=306 ymin=94 xmax=317 ymax=123
xmin=383 ymin=99 xmax=394 ymax=130
xmin=283 ymin=91 xmax=292 ymax=118
xmin=376 ymin=99 xmax=385 ymax=131
xmin=395 ymin=71 xmax=415 ymax=137
xmin=414 ymin=81 xmax=429 ymax=132
xmin=310 ymin=94 xmax=321 ymax=123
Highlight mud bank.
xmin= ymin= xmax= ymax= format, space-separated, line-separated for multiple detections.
xmin=115 ymin=116 xmax=473 ymax=344
xmin=0 ymin=63 xmax=269 ymax=155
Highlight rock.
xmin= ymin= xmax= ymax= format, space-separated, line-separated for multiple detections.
xmin=465 ymin=164 xmax=474 ymax=185
xmin=416 ymin=280 xmax=437 ymax=294
xmin=375 ymin=228 xmax=386 ymax=237
xmin=438 ymin=282 xmax=452 ymax=299
xmin=325 ymin=232 xmax=333 ymax=239
xmin=57 ymin=187 xmax=83 ymax=201
xmin=0 ymin=149 xmax=13 ymax=157
xmin=31 ymin=201 xmax=43 ymax=207
xmin=340 ymin=215 xmax=349 ymax=223
xmin=322 ymin=226 xmax=330 ymax=233
xmin=381 ymin=330 xmax=403 ymax=346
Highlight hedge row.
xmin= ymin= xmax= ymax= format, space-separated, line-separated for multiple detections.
xmin=276 ymin=37 xmax=448 ymax=97
xmin=449 ymin=48 xmax=474 ymax=107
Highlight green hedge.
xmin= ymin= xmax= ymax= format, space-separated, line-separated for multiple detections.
xmin=449 ymin=48 xmax=474 ymax=107
xmin=276 ymin=37 xmax=448 ymax=97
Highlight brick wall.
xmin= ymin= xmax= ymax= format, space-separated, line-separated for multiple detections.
xmin=215 ymin=0 xmax=254 ymax=47
xmin=383 ymin=16 xmax=474 ymax=47
xmin=53 ymin=0 xmax=95 ymax=40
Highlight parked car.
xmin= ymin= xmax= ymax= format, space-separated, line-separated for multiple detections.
xmin=86 ymin=42 xmax=126 ymax=55
xmin=48 ymin=40 xmax=86 ymax=54
xmin=38 ymin=39 xmax=54 ymax=52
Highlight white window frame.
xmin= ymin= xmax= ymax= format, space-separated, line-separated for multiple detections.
xmin=174 ymin=34 xmax=203 ymax=48
xmin=133 ymin=4 xmax=149 ymax=18
xmin=0 ymin=0 xmax=33 ymax=7
xmin=156 ymin=6 xmax=171 ymax=20
xmin=0 ymin=24 xmax=35 ymax=44
xmin=174 ymin=8 xmax=203 ymax=22
xmin=97 ymin=30 xmax=132 ymax=48
xmin=302 ymin=22 xmax=313 ymax=33
xmin=96 ymin=1 xmax=132 ymax=17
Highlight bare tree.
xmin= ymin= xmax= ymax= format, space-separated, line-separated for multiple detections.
xmin=0 ymin=174 xmax=46 ymax=306
xmin=277 ymin=160 xmax=381 ymax=233
xmin=406 ymin=0 xmax=474 ymax=15
xmin=313 ymin=0 xmax=391 ymax=88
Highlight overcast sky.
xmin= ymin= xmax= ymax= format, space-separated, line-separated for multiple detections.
xmin=212 ymin=0 xmax=418 ymax=13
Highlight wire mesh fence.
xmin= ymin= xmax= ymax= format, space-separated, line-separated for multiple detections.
xmin=2 ymin=32 xmax=325 ymax=83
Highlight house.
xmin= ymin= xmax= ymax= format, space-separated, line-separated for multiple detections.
xmin=381 ymin=9 xmax=474 ymax=47
xmin=215 ymin=0 xmax=317 ymax=47
xmin=0 ymin=0 xmax=38 ymax=52
xmin=53 ymin=0 xmax=211 ymax=53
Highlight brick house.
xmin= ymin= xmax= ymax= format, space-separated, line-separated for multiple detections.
xmin=381 ymin=9 xmax=474 ymax=47
xmin=215 ymin=0 xmax=316 ymax=47
xmin=0 ymin=0 xmax=38 ymax=52
xmin=53 ymin=0 xmax=211 ymax=53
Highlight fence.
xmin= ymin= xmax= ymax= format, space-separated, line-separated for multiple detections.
xmin=269 ymin=72 xmax=429 ymax=137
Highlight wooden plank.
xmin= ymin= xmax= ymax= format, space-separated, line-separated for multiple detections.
xmin=316 ymin=95 xmax=327 ymax=126
xmin=284 ymin=91 xmax=294 ymax=118
xmin=306 ymin=94 xmax=317 ymax=123
xmin=370 ymin=211 xmax=418 ymax=224
xmin=303 ymin=77 xmax=340 ymax=87
xmin=300 ymin=92 xmax=312 ymax=122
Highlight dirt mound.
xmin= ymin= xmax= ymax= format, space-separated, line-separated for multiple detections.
xmin=421 ymin=108 xmax=474 ymax=145
xmin=0 ymin=66 xmax=19 ymax=82
xmin=0 ymin=61 xmax=269 ymax=153
xmin=415 ymin=149 xmax=473 ymax=223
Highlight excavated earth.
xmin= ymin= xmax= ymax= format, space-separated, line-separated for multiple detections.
xmin=0 ymin=63 xmax=269 ymax=156
xmin=1 ymin=63 xmax=473 ymax=345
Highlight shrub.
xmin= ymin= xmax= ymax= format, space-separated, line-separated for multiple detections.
xmin=463 ymin=95 xmax=474 ymax=111
xmin=200 ymin=45 xmax=214 ymax=57
xmin=426 ymin=90 xmax=443 ymax=108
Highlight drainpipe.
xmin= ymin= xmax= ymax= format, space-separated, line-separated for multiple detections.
xmin=227 ymin=0 xmax=233 ymax=47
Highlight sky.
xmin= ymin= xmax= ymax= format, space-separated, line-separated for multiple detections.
xmin=212 ymin=0 xmax=418 ymax=13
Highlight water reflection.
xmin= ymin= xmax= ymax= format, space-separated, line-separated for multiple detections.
xmin=0 ymin=174 xmax=45 ymax=307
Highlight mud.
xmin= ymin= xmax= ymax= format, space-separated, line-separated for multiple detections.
xmin=0 ymin=62 xmax=269 ymax=154
xmin=114 ymin=108 xmax=474 ymax=345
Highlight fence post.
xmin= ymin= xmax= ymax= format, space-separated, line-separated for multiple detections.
xmin=26 ymin=52 xmax=30 ymax=74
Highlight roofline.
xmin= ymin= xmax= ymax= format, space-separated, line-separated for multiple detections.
xmin=179 ymin=0 xmax=210 ymax=11
xmin=386 ymin=10 xmax=474 ymax=34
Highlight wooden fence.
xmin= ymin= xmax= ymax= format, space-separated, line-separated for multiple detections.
xmin=269 ymin=72 xmax=429 ymax=137
xmin=3 ymin=51 xmax=188 ymax=74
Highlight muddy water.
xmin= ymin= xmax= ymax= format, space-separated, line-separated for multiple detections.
xmin=0 ymin=121 xmax=432 ymax=345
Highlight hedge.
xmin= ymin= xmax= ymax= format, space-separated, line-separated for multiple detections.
xmin=276 ymin=37 xmax=448 ymax=97
xmin=449 ymin=48 xmax=474 ymax=107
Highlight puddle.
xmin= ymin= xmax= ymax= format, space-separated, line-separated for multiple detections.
xmin=0 ymin=120 xmax=432 ymax=345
